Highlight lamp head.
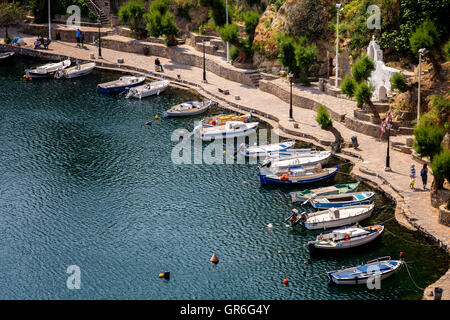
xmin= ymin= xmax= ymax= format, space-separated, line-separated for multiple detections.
xmin=336 ymin=3 xmax=343 ymax=11
xmin=418 ymin=48 xmax=429 ymax=55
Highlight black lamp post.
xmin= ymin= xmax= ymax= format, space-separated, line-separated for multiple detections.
xmin=202 ymin=39 xmax=206 ymax=82
xmin=288 ymin=72 xmax=294 ymax=121
xmin=385 ymin=123 xmax=391 ymax=171
xmin=98 ymin=19 xmax=102 ymax=59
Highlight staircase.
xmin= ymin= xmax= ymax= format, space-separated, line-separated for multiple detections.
xmin=245 ymin=70 xmax=262 ymax=88
xmin=87 ymin=0 xmax=110 ymax=27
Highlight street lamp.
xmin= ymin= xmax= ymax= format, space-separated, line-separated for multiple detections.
xmin=202 ymin=39 xmax=207 ymax=82
xmin=97 ymin=19 xmax=102 ymax=59
xmin=385 ymin=122 xmax=392 ymax=171
xmin=335 ymin=3 xmax=343 ymax=88
xmin=417 ymin=48 xmax=429 ymax=122
xmin=288 ymin=72 xmax=294 ymax=121
xmin=226 ymin=0 xmax=229 ymax=62
xmin=48 ymin=0 xmax=52 ymax=40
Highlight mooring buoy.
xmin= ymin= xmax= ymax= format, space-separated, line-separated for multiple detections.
xmin=210 ymin=252 xmax=219 ymax=264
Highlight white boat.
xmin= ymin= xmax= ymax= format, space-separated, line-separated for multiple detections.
xmin=308 ymin=224 xmax=384 ymax=253
xmin=125 ymin=80 xmax=170 ymax=99
xmin=261 ymin=151 xmax=331 ymax=169
xmin=97 ymin=76 xmax=146 ymax=93
xmin=194 ymin=121 xmax=259 ymax=141
xmin=328 ymin=256 xmax=403 ymax=285
xmin=259 ymin=165 xmax=338 ymax=185
xmin=25 ymin=59 xmax=71 ymax=78
xmin=239 ymin=140 xmax=296 ymax=157
xmin=164 ymin=100 xmax=212 ymax=117
xmin=0 ymin=52 xmax=15 ymax=60
xmin=55 ymin=62 xmax=95 ymax=79
xmin=288 ymin=204 xmax=375 ymax=230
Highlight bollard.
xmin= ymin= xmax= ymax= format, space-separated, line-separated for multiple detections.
xmin=89 ymin=53 xmax=95 ymax=59
xmin=434 ymin=287 xmax=443 ymax=300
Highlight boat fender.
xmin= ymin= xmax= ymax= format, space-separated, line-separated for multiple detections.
xmin=283 ymin=278 xmax=289 ymax=285
xmin=344 ymin=234 xmax=351 ymax=241
xmin=155 ymin=115 xmax=159 ymax=119
xmin=159 ymin=271 xmax=170 ymax=279
xmin=145 ymin=121 xmax=152 ymax=126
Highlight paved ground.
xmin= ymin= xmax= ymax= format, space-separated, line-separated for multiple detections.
xmin=7 ymin=32 xmax=450 ymax=299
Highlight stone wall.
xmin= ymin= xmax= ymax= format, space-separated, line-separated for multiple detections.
xmin=439 ymin=204 xmax=450 ymax=226
xmin=431 ymin=189 xmax=450 ymax=208
xmin=100 ymin=37 xmax=257 ymax=87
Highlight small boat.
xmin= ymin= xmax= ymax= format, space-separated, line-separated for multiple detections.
xmin=287 ymin=203 xmax=374 ymax=230
xmin=125 ymin=80 xmax=170 ymax=99
xmin=202 ymin=113 xmax=251 ymax=126
xmin=307 ymin=224 xmax=384 ymax=254
xmin=0 ymin=52 xmax=15 ymax=60
xmin=290 ymin=183 xmax=360 ymax=203
xmin=164 ymin=100 xmax=212 ymax=117
xmin=195 ymin=121 xmax=259 ymax=141
xmin=239 ymin=140 xmax=296 ymax=157
xmin=261 ymin=151 xmax=331 ymax=169
xmin=327 ymin=256 xmax=403 ymax=285
xmin=55 ymin=62 xmax=95 ymax=79
xmin=25 ymin=59 xmax=71 ymax=78
xmin=259 ymin=165 xmax=338 ymax=185
xmin=97 ymin=76 xmax=146 ymax=94
xmin=267 ymin=148 xmax=319 ymax=158
xmin=310 ymin=191 xmax=375 ymax=209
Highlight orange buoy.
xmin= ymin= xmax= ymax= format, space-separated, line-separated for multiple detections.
xmin=210 ymin=252 xmax=219 ymax=264
xmin=283 ymin=278 xmax=289 ymax=285
xmin=289 ymin=217 xmax=295 ymax=222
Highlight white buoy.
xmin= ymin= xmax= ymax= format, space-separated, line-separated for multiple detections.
xmin=267 ymin=223 xmax=273 ymax=229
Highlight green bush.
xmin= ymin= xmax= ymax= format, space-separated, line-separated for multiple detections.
xmin=340 ymin=76 xmax=357 ymax=98
xmin=4 ymin=37 xmax=12 ymax=44
xmin=409 ymin=19 xmax=439 ymax=55
xmin=218 ymin=23 xmax=240 ymax=45
xmin=145 ymin=0 xmax=179 ymax=44
xmin=119 ymin=0 xmax=147 ymax=38
xmin=199 ymin=0 xmax=228 ymax=27
xmin=351 ymin=55 xmax=375 ymax=83
xmin=276 ymin=34 xmax=298 ymax=76
xmin=390 ymin=72 xmax=408 ymax=92
xmin=316 ymin=105 xmax=332 ymax=129
xmin=413 ymin=123 xmax=444 ymax=161
xmin=244 ymin=10 xmax=260 ymax=42
xmin=230 ymin=45 xmax=238 ymax=61
xmin=354 ymin=82 xmax=373 ymax=108
xmin=430 ymin=150 xmax=450 ymax=207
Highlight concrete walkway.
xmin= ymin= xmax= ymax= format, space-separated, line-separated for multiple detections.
xmin=4 ymin=34 xmax=449 ymax=299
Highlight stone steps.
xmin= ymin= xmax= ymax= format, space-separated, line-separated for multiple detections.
xmin=245 ymin=70 xmax=262 ymax=88
xmin=87 ymin=0 xmax=110 ymax=27
xmin=194 ymin=40 xmax=227 ymax=58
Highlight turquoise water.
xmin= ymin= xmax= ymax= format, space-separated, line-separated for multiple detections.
xmin=0 ymin=56 xmax=448 ymax=299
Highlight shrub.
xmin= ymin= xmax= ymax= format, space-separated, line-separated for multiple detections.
xmin=294 ymin=37 xmax=318 ymax=85
xmin=118 ymin=0 xmax=147 ymax=38
xmin=145 ymin=0 xmax=179 ymax=45
xmin=230 ymin=45 xmax=238 ymax=61
xmin=431 ymin=150 xmax=450 ymax=207
xmin=354 ymin=82 xmax=373 ymax=108
xmin=413 ymin=123 xmax=444 ymax=161
xmin=390 ymin=72 xmax=408 ymax=92
xmin=199 ymin=0 xmax=228 ymax=27
xmin=218 ymin=23 xmax=240 ymax=45
xmin=276 ymin=34 xmax=298 ymax=76
xmin=316 ymin=105 xmax=332 ymax=129
xmin=409 ymin=19 xmax=439 ymax=55
xmin=340 ymin=76 xmax=357 ymax=98
xmin=244 ymin=10 xmax=259 ymax=42
xmin=351 ymin=55 xmax=375 ymax=83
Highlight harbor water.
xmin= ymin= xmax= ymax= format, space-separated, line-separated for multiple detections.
xmin=0 ymin=56 xmax=448 ymax=299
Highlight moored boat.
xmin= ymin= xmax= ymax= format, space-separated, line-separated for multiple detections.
xmin=25 ymin=59 xmax=71 ymax=78
xmin=310 ymin=191 xmax=375 ymax=209
xmin=259 ymin=165 xmax=338 ymax=185
xmin=287 ymin=203 xmax=374 ymax=230
xmin=97 ymin=76 xmax=146 ymax=94
xmin=125 ymin=80 xmax=170 ymax=99
xmin=261 ymin=151 xmax=331 ymax=169
xmin=239 ymin=140 xmax=296 ymax=157
xmin=202 ymin=113 xmax=251 ymax=126
xmin=290 ymin=183 xmax=360 ymax=203
xmin=307 ymin=224 xmax=384 ymax=254
xmin=56 ymin=62 xmax=95 ymax=79
xmin=0 ymin=52 xmax=15 ymax=60
xmin=164 ymin=100 xmax=212 ymax=117
xmin=327 ymin=256 xmax=403 ymax=285
xmin=194 ymin=121 xmax=259 ymax=141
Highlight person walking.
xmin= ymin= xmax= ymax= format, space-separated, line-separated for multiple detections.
xmin=420 ymin=163 xmax=428 ymax=190
xmin=80 ymin=30 xmax=85 ymax=48
xmin=380 ymin=118 xmax=386 ymax=140
xmin=76 ymin=28 xmax=81 ymax=48
xmin=409 ymin=163 xmax=416 ymax=190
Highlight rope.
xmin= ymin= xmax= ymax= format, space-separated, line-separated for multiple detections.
xmin=403 ymin=261 xmax=425 ymax=291
xmin=384 ymin=228 xmax=441 ymax=247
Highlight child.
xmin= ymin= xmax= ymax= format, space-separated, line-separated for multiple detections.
xmin=380 ymin=119 xmax=386 ymax=140
xmin=409 ymin=163 xmax=416 ymax=189
xmin=420 ymin=163 xmax=428 ymax=190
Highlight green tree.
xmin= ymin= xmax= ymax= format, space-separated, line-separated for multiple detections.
xmin=198 ymin=0 xmax=228 ymax=27
xmin=118 ymin=0 xmax=147 ymax=38
xmin=145 ymin=0 xmax=179 ymax=45
xmin=340 ymin=76 xmax=357 ymax=98
xmin=294 ymin=37 xmax=317 ymax=85
xmin=315 ymin=104 xmax=342 ymax=152
xmin=0 ymin=1 xmax=26 ymax=40
xmin=421 ymin=94 xmax=450 ymax=132
xmin=351 ymin=55 xmax=375 ymax=83
xmin=390 ymin=72 xmax=408 ymax=92
xmin=413 ymin=123 xmax=444 ymax=162
xmin=276 ymin=34 xmax=298 ymax=76
xmin=243 ymin=10 xmax=259 ymax=43
xmin=430 ymin=150 xmax=450 ymax=205
xmin=409 ymin=19 xmax=442 ymax=77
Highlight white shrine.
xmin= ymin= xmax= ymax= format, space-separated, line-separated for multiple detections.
xmin=366 ymin=36 xmax=400 ymax=101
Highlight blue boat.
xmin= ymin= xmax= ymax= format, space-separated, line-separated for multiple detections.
xmin=310 ymin=191 xmax=375 ymax=209
xmin=259 ymin=165 xmax=338 ymax=185
xmin=97 ymin=76 xmax=146 ymax=94
xmin=328 ymin=256 xmax=403 ymax=285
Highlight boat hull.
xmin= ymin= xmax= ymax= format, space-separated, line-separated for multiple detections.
xmin=164 ymin=101 xmax=211 ymax=117
xmin=303 ymin=206 xmax=373 ymax=230
xmin=328 ymin=260 xmax=402 ymax=285
xmin=198 ymin=123 xmax=258 ymax=141
xmin=97 ymin=79 xmax=145 ymax=94
xmin=290 ymin=183 xmax=360 ymax=203
xmin=65 ymin=64 xmax=95 ymax=78
xmin=259 ymin=167 xmax=338 ymax=185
